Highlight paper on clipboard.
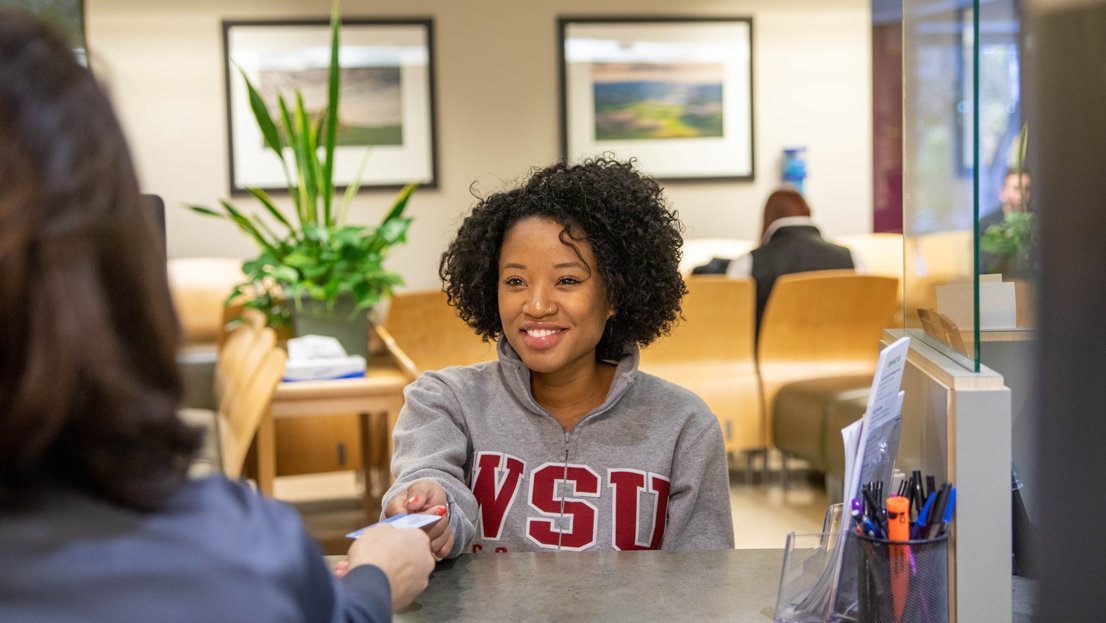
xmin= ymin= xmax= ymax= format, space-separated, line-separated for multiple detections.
xmin=782 ymin=337 xmax=911 ymax=621
xmin=828 ymin=336 xmax=911 ymax=608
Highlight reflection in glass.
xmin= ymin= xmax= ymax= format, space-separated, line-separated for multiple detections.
xmin=902 ymin=0 xmax=1027 ymax=372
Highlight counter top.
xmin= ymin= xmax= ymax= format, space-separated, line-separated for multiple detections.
xmin=327 ymin=549 xmax=1036 ymax=622
xmin=396 ymin=549 xmax=782 ymax=622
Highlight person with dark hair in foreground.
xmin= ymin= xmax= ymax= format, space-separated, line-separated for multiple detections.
xmin=381 ymin=157 xmax=735 ymax=558
xmin=0 ymin=11 xmax=432 ymax=622
xmin=726 ymin=187 xmax=855 ymax=330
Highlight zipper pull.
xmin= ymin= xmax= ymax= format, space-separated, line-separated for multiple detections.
xmin=564 ymin=431 xmax=571 ymax=460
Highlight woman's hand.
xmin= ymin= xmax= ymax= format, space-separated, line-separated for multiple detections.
xmin=345 ymin=523 xmax=435 ymax=612
xmin=385 ymin=480 xmax=455 ymax=560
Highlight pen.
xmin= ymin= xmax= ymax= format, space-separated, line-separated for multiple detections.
xmin=911 ymin=492 xmax=936 ymax=540
xmin=862 ymin=488 xmax=885 ymax=537
xmin=850 ymin=498 xmax=865 ymax=529
xmin=850 ymin=499 xmax=876 ymax=538
xmin=937 ymin=488 xmax=956 ymax=537
xmin=913 ymin=471 xmax=926 ymax=520
xmin=924 ymin=482 xmax=953 ymax=540
xmin=926 ymin=475 xmax=936 ymax=499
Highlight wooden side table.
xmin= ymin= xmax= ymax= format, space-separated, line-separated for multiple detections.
xmin=255 ymin=326 xmax=418 ymax=517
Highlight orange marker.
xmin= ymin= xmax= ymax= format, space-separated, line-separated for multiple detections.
xmin=887 ymin=496 xmax=911 ymax=621
xmin=887 ymin=496 xmax=910 ymax=541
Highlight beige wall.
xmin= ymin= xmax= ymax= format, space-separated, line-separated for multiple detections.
xmin=87 ymin=0 xmax=872 ymax=291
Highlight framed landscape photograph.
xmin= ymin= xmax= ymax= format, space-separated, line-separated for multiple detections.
xmin=223 ymin=19 xmax=437 ymax=194
xmin=559 ymin=17 xmax=754 ymax=182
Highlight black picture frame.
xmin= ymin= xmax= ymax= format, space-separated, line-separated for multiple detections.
xmin=558 ymin=16 xmax=755 ymax=183
xmin=222 ymin=18 xmax=439 ymax=195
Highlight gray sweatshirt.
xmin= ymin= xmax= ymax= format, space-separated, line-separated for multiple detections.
xmin=383 ymin=338 xmax=735 ymax=557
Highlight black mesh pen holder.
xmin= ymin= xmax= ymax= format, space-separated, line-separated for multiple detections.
xmin=851 ymin=531 xmax=950 ymax=623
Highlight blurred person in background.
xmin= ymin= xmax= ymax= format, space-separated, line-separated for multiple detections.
xmin=979 ymin=168 xmax=1033 ymax=275
xmin=0 ymin=11 xmax=432 ymax=622
xmin=983 ymin=167 xmax=1033 ymax=230
xmin=727 ymin=188 xmax=857 ymax=330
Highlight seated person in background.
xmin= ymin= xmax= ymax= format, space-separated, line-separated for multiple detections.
xmin=979 ymin=167 xmax=1032 ymax=274
xmin=382 ymin=158 xmax=735 ymax=557
xmin=0 ymin=12 xmax=431 ymax=621
xmin=727 ymin=188 xmax=856 ymax=329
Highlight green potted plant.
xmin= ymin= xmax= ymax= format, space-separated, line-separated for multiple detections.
xmin=187 ymin=3 xmax=414 ymax=359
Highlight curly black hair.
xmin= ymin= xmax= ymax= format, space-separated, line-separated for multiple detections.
xmin=439 ymin=156 xmax=687 ymax=361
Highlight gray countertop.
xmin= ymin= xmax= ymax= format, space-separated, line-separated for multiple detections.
xmin=396 ymin=549 xmax=782 ymax=623
xmin=326 ymin=549 xmax=1037 ymax=622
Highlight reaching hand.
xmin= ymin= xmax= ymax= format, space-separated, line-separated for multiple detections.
xmin=385 ymin=480 xmax=455 ymax=559
xmin=346 ymin=524 xmax=435 ymax=612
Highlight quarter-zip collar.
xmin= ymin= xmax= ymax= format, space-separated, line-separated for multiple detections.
xmin=495 ymin=335 xmax=638 ymax=427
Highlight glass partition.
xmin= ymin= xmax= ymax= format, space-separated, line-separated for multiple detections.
xmin=902 ymin=0 xmax=1028 ymax=372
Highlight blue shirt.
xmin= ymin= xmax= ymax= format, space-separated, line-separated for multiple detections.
xmin=0 ymin=477 xmax=391 ymax=623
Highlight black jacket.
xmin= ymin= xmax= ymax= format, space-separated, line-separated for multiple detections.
xmin=751 ymin=225 xmax=854 ymax=330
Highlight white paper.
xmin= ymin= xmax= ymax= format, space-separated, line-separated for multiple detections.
xmin=283 ymin=355 xmax=366 ymax=382
xmin=936 ymin=281 xmax=1017 ymax=330
xmin=793 ymin=338 xmax=911 ymax=618
xmin=829 ymin=336 xmax=911 ymax=606
xmin=287 ymin=334 xmax=348 ymax=361
xmin=860 ymin=337 xmax=910 ymax=430
xmin=841 ymin=419 xmax=863 ymax=506
xmin=945 ymin=273 xmax=1002 ymax=285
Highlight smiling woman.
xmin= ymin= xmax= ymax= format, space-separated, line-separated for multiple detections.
xmin=381 ymin=157 xmax=735 ymax=558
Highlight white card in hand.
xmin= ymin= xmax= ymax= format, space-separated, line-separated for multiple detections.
xmin=346 ymin=513 xmax=442 ymax=538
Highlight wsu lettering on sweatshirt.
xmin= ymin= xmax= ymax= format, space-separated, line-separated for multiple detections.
xmin=383 ymin=338 xmax=735 ymax=557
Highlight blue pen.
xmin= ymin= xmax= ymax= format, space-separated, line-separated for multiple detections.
xmin=864 ymin=517 xmax=882 ymax=539
xmin=850 ymin=499 xmax=881 ymax=538
xmin=911 ymin=492 xmax=937 ymax=539
xmin=937 ymin=488 xmax=956 ymax=536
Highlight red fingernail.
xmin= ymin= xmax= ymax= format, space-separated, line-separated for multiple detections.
xmin=437 ymin=507 xmax=447 ymax=516
xmin=408 ymin=496 xmax=419 ymax=505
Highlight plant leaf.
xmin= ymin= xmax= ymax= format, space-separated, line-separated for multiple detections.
xmin=185 ymin=204 xmax=228 ymax=219
xmin=239 ymin=67 xmax=285 ymax=161
xmin=245 ymin=187 xmax=295 ymax=233
xmin=278 ymin=95 xmax=310 ymax=225
xmin=382 ymin=181 xmax=419 ymax=225
xmin=251 ymin=214 xmax=281 ymax=242
xmin=268 ymin=265 xmax=299 ymax=283
xmin=295 ymin=92 xmax=321 ymax=224
xmin=283 ymin=252 xmax=314 ymax=268
xmin=313 ymin=105 xmax=328 ymax=151
xmin=220 ymin=200 xmax=277 ymax=255
xmin=322 ymin=1 xmax=341 ymax=227
xmin=339 ymin=148 xmax=372 ymax=226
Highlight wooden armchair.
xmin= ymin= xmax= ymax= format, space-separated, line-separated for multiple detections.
xmin=218 ymin=330 xmax=287 ymax=479
xmin=384 ymin=290 xmax=495 ymax=373
xmin=166 ymin=258 xmax=245 ymax=345
xmin=757 ymin=270 xmax=899 ymax=427
xmin=638 ymin=276 xmax=763 ymax=455
xmin=758 ymin=271 xmax=897 ymax=488
xmin=195 ymin=321 xmax=287 ymax=480
xmin=833 ymin=233 xmax=905 ymax=327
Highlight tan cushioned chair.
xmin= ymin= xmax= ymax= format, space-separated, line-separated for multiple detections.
xmin=167 ymin=257 xmax=245 ymax=344
xmin=639 ymin=276 xmax=762 ymax=453
xmin=757 ymin=270 xmax=899 ymax=447
xmin=384 ymin=290 xmax=495 ymax=373
xmin=771 ymin=375 xmax=872 ymax=479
